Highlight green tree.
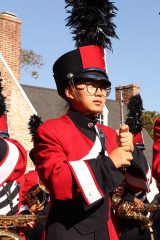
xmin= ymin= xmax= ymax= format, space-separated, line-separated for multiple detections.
xmin=125 ymin=94 xmax=160 ymax=139
xmin=142 ymin=111 xmax=160 ymax=139
xmin=20 ymin=49 xmax=44 ymax=79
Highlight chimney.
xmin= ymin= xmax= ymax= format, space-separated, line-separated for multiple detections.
xmin=115 ymin=84 xmax=140 ymax=106
xmin=0 ymin=11 xmax=21 ymax=80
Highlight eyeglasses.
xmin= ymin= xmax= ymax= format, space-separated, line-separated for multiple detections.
xmin=75 ymin=82 xmax=111 ymax=97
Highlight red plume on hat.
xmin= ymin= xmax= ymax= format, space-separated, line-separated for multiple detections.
xmin=53 ymin=0 xmax=118 ymax=98
xmin=0 ymin=86 xmax=9 ymax=137
xmin=125 ymin=94 xmax=145 ymax=150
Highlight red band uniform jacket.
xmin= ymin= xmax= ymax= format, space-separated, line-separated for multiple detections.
xmin=19 ymin=170 xmax=49 ymax=213
xmin=19 ymin=170 xmax=39 ymax=213
xmin=34 ymin=110 xmax=146 ymax=240
xmin=19 ymin=170 xmax=49 ymax=240
xmin=0 ymin=136 xmax=27 ymax=215
xmin=152 ymin=117 xmax=160 ymax=182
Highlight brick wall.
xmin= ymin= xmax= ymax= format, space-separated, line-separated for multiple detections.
xmin=115 ymin=84 xmax=140 ymax=106
xmin=0 ymin=12 xmax=35 ymax=170
xmin=0 ymin=12 xmax=21 ymax=80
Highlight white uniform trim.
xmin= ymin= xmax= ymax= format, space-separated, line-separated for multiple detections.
xmin=0 ymin=181 xmax=18 ymax=202
xmin=69 ymin=126 xmax=109 ymax=205
xmin=18 ymin=205 xmax=29 ymax=213
xmin=0 ymin=192 xmax=19 ymax=215
xmin=147 ymin=177 xmax=159 ymax=203
xmin=146 ymin=164 xmax=152 ymax=191
xmin=81 ymin=127 xmax=108 ymax=161
xmin=0 ymin=140 xmax=19 ymax=185
xmin=69 ymin=160 xmax=103 ymax=205
xmin=81 ymin=135 xmax=101 ymax=160
xmin=0 ymin=180 xmax=19 ymax=215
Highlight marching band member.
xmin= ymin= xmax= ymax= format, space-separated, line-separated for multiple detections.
xmin=117 ymin=94 xmax=152 ymax=240
xmin=0 ymin=88 xmax=27 ymax=216
xmin=0 ymin=87 xmax=27 ymax=239
xmin=152 ymin=116 xmax=160 ymax=182
xmin=19 ymin=148 xmax=49 ymax=240
xmin=33 ymin=1 xmax=148 ymax=239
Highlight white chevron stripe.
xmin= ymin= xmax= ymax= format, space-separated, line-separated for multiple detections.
xmin=69 ymin=160 xmax=103 ymax=205
xmin=0 ymin=191 xmax=8 ymax=202
xmin=69 ymin=126 xmax=108 ymax=205
xmin=81 ymin=135 xmax=102 ymax=160
xmin=0 ymin=193 xmax=19 ymax=215
xmin=0 ymin=140 xmax=19 ymax=185
xmin=0 ymin=181 xmax=19 ymax=215
xmin=81 ymin=126 xmax=108 ymax=160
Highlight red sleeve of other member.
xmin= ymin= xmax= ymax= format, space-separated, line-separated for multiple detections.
xmin=152 ymin=117 xmax=160 ymax=182
xmin=0 ymin=137 xmax=27 ymax=186
xmin=20 ymin=170 xmax=39 ymax=206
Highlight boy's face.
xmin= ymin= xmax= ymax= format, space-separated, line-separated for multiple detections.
xmin=65 ymin=80 xmax=110 ymax=116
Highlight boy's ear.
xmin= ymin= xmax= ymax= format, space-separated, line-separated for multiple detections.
xmin=65 ymin=86 xmax=75 ymax=100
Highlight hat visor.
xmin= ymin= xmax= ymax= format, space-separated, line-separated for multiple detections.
xmin=73 ymin=72 xmax=111 ymax=88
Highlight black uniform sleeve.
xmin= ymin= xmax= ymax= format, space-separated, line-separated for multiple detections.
xmin=124 ymin=146 xmax=150 ymax=193
xmin=69 ymin=153 xmax=124 ymax=206
xmin=131 ymin=146 xmax=149 ymax=177
xmin=87 ymin=154 xmax=124 ymax=194
xmin=0 ymin=137 xmax=8 ymax=162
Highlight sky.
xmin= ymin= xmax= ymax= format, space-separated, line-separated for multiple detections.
xmin=1 ymin=0 xmax=160 ymax=112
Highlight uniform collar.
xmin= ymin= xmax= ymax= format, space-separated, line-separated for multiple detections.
xmin=68 ymin=110 xmax=98 ymax=130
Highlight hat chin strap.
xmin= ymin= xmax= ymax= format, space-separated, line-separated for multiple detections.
xmin=69 ymin=79 xmax=81 ymax=102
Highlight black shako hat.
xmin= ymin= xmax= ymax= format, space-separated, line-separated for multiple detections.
xmin=53 ymin=0 xmax=118 ymax=98
xmin=53 ymin=45 xmax=111 ymax=97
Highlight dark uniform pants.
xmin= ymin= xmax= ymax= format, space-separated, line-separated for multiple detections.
xmin=46 ymin=222 xmax=109 ymax=240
